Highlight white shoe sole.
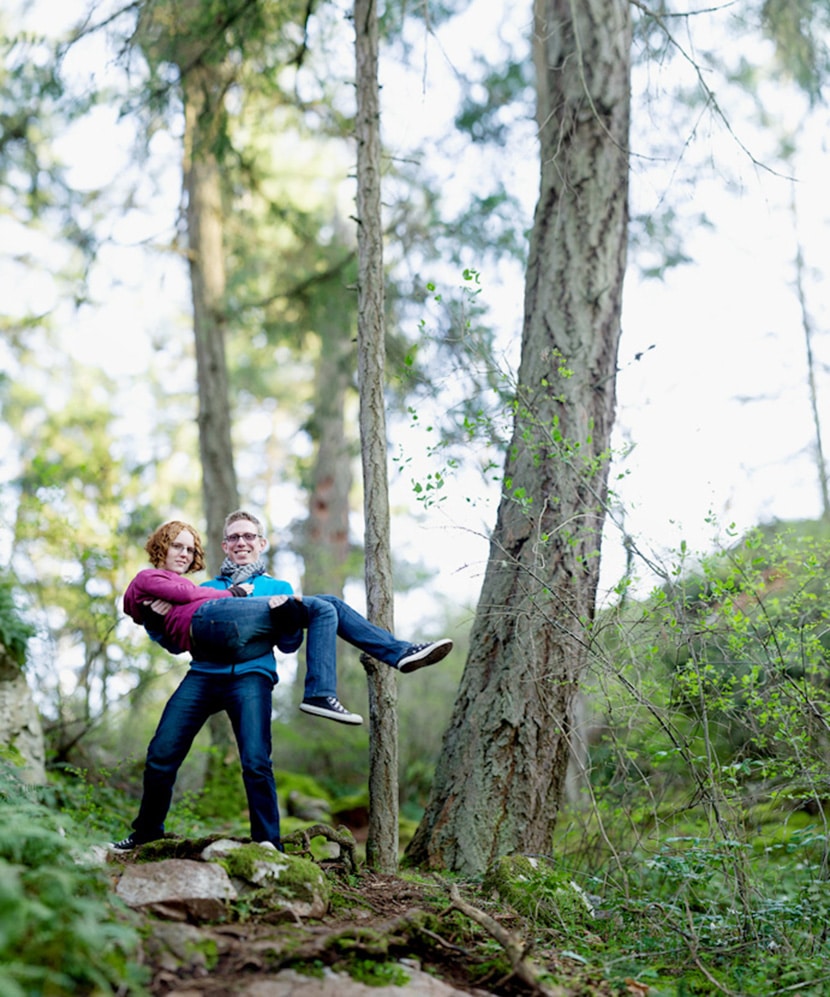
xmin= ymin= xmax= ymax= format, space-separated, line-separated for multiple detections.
xmin=299 ymin=703 xmax=364 ymax=725
xmin=398 ymin=638 xmax=453 ymax=674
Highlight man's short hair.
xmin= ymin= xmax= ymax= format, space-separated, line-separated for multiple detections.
xmin=224 ymin=509 xmax=264 ymax=535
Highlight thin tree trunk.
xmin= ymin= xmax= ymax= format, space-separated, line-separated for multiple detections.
xmin=354 ymin=0 xmax=398 ymax=873
xmin=406 ymin=0 xmax=631 ymax=876
xmin=791 ymin=184 xmax=830 ymax=522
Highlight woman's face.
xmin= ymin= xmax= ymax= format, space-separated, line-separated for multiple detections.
xmin=164 ymin=530 xmax=196 ymax=574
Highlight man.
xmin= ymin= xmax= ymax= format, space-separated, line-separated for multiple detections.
xmin=112 ymin=510 xmax=452 ymax=851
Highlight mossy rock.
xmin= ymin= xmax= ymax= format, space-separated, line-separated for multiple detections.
xmin=203 ymin=840 xmax=330 ymax=918
xmin=482 ymin=854 xmax=596 ymax=933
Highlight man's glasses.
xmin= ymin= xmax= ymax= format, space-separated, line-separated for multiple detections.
xmin=224 ymin=532 xmax=260 ymax=544
xmin=170 ymin=543 xmax=196 ymax=555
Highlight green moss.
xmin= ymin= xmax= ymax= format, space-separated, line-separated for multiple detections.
xmin=186 ymin=935 xmax=219 ymax=972
xmin=0 ymin=745 xmax=25 ymax=769
xmin=274 ymin=771 xmax=333 ymax=803
xmin=348 ymin=958 xmax=411 ymax=987
xmin=483 ymin=855 xmax=595 ymax=934
xmin=215 ymin=844 xmax=330 ymax=917
xmin=294 ymin=958 xmax=326 ymax=979
xmin=330 ymin=788 xmax=370 ymax=816
xmin=218 ymin=842 xmax=281 ymax=882
xmin=192 ymin=746 xmax=248 ymax=821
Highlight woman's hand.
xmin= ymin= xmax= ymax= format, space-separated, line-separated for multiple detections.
xmin=144 ymin=599 xmax=172 ymax=616
xmin=267 ymin=594 xmax=303 ymax=608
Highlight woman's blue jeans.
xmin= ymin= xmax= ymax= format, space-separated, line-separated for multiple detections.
xmin=189 ymin=594 xmax=411 ymax=698
xmin=132 ymin=670 xmax=281 ymax=846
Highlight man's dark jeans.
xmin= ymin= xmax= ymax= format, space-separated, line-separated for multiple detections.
xmin=132 ymin=670 xmax=281 ymax=847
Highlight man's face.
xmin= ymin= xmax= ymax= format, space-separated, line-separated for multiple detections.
xmin=222 ymin=518 xmax=266 ymax=566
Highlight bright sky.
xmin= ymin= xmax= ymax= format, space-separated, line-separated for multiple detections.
xmin=4 ymin=0 xmax=829 ymax=630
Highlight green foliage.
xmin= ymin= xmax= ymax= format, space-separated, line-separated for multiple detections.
xmin=761 ymin=0 xmax=830 ymax=102
xmin=483 ymin=855 xmax=595 ymax=937
xmin=0 ymin=573 xmax=33 ymax=667
xmin=552 ymin=519 xmax=830 ymax=993
xmin=191 ymin=744 xmax=250 ymax=827
xmin=274 ymin=770 xmax=332 ymax=803
xmin=0 ymin=766 xmax=147 ymax=995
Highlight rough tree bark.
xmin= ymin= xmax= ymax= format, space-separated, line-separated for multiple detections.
xmin=137 ymin=1 xmax=239 ymax=561
xmin=0 ymin=646 xmax=46 ymax=785
xmin=137 ymin=2 xmax=240 ymax=774
xmin=180 ymin=62 xmax=242 ymax=769
xmin=354 ymin=0 xmax=399 ymax=873
xmin=406 ymin=0 xmax=631 ymax=876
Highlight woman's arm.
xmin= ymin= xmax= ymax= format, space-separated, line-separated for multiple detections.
xmin=123 ymin=569 xmax=232 ymax=623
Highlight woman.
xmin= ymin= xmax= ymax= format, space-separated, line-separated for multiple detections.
xmin=124 ymin=520 xmax=453 ymax=688
xmin=123 ymin=520 xmax=308 ymax=662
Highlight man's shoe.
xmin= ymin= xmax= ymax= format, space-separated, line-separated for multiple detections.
xmin=396 ymin=638 xmax=453 ymax=673
xmin=109 ymin=833 xmax=160 ymax=851
xmin=300 ymin=696 xmax=364 ymax=725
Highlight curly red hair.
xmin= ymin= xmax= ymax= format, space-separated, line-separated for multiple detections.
xmin=144 ymin=521 xmax=206 ymax=573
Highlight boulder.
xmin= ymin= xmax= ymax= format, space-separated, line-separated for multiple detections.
xmin=116 ymin=858 xmax=237 ymax=922
xmin=201 ymin=839 xmax=330 ymax=918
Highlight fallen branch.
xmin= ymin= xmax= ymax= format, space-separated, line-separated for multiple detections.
xmin=448 ymin=883 xmax=566 ymax=997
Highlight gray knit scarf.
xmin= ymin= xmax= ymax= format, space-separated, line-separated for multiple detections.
xmin=219 ymin=555 xmax=268 ymax=586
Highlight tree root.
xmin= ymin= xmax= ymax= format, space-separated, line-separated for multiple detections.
xmin=280 ymin=822 xmax=358 ymax=874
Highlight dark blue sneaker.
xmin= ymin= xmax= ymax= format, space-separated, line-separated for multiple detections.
xmin=109 ymin=833 xmax=162 ymax=851
xmin=396 ymin=639 xmax=453 ymax=673
xmin=300 ymin=696 xmax=363 ymax=725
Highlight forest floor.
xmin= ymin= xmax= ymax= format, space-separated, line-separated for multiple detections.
xmin=136 ymin=859 xmax=628 ymax=996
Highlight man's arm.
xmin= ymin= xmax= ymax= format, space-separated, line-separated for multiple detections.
xmin=214 ymin=574 xmax=305 ymax=654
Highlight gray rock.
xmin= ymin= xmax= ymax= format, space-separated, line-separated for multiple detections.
xmin=166 ymin=964 xmax=487 ymax=995
xmin=116 ymin=858 xmax=237 ymax=921
xmin=0 ymin=660 xmax=46 ymax=784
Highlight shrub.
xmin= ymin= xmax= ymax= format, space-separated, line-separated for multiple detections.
xmin=0 ymin=768 xmax=147 ymax=995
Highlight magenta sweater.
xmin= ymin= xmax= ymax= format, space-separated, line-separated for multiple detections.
xmin=123 ymin=568 xmax=233 ymax=653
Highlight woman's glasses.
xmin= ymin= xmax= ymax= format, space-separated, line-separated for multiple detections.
xmin=170 ymin=543 xmax=196 ymax=555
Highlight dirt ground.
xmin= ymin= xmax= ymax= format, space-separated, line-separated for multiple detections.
xmin=140 ymin=866 xmax=625 ymax=997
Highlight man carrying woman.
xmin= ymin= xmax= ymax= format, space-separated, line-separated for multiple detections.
xmin=111 ymin=513 xmax=452 ymax=851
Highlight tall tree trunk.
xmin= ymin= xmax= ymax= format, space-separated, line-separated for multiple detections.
xmin=182 ymin=65 xmax=239 ymax=564
xmin=354 ymin=0 xmax=399 ymax=873
xmin=301 ymin=319 xmax=354 ymax=596
xmin=406 ymin=0 xmax=631 ymax=876
xmin=180 ymin=57 xmax=239 ymax=777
